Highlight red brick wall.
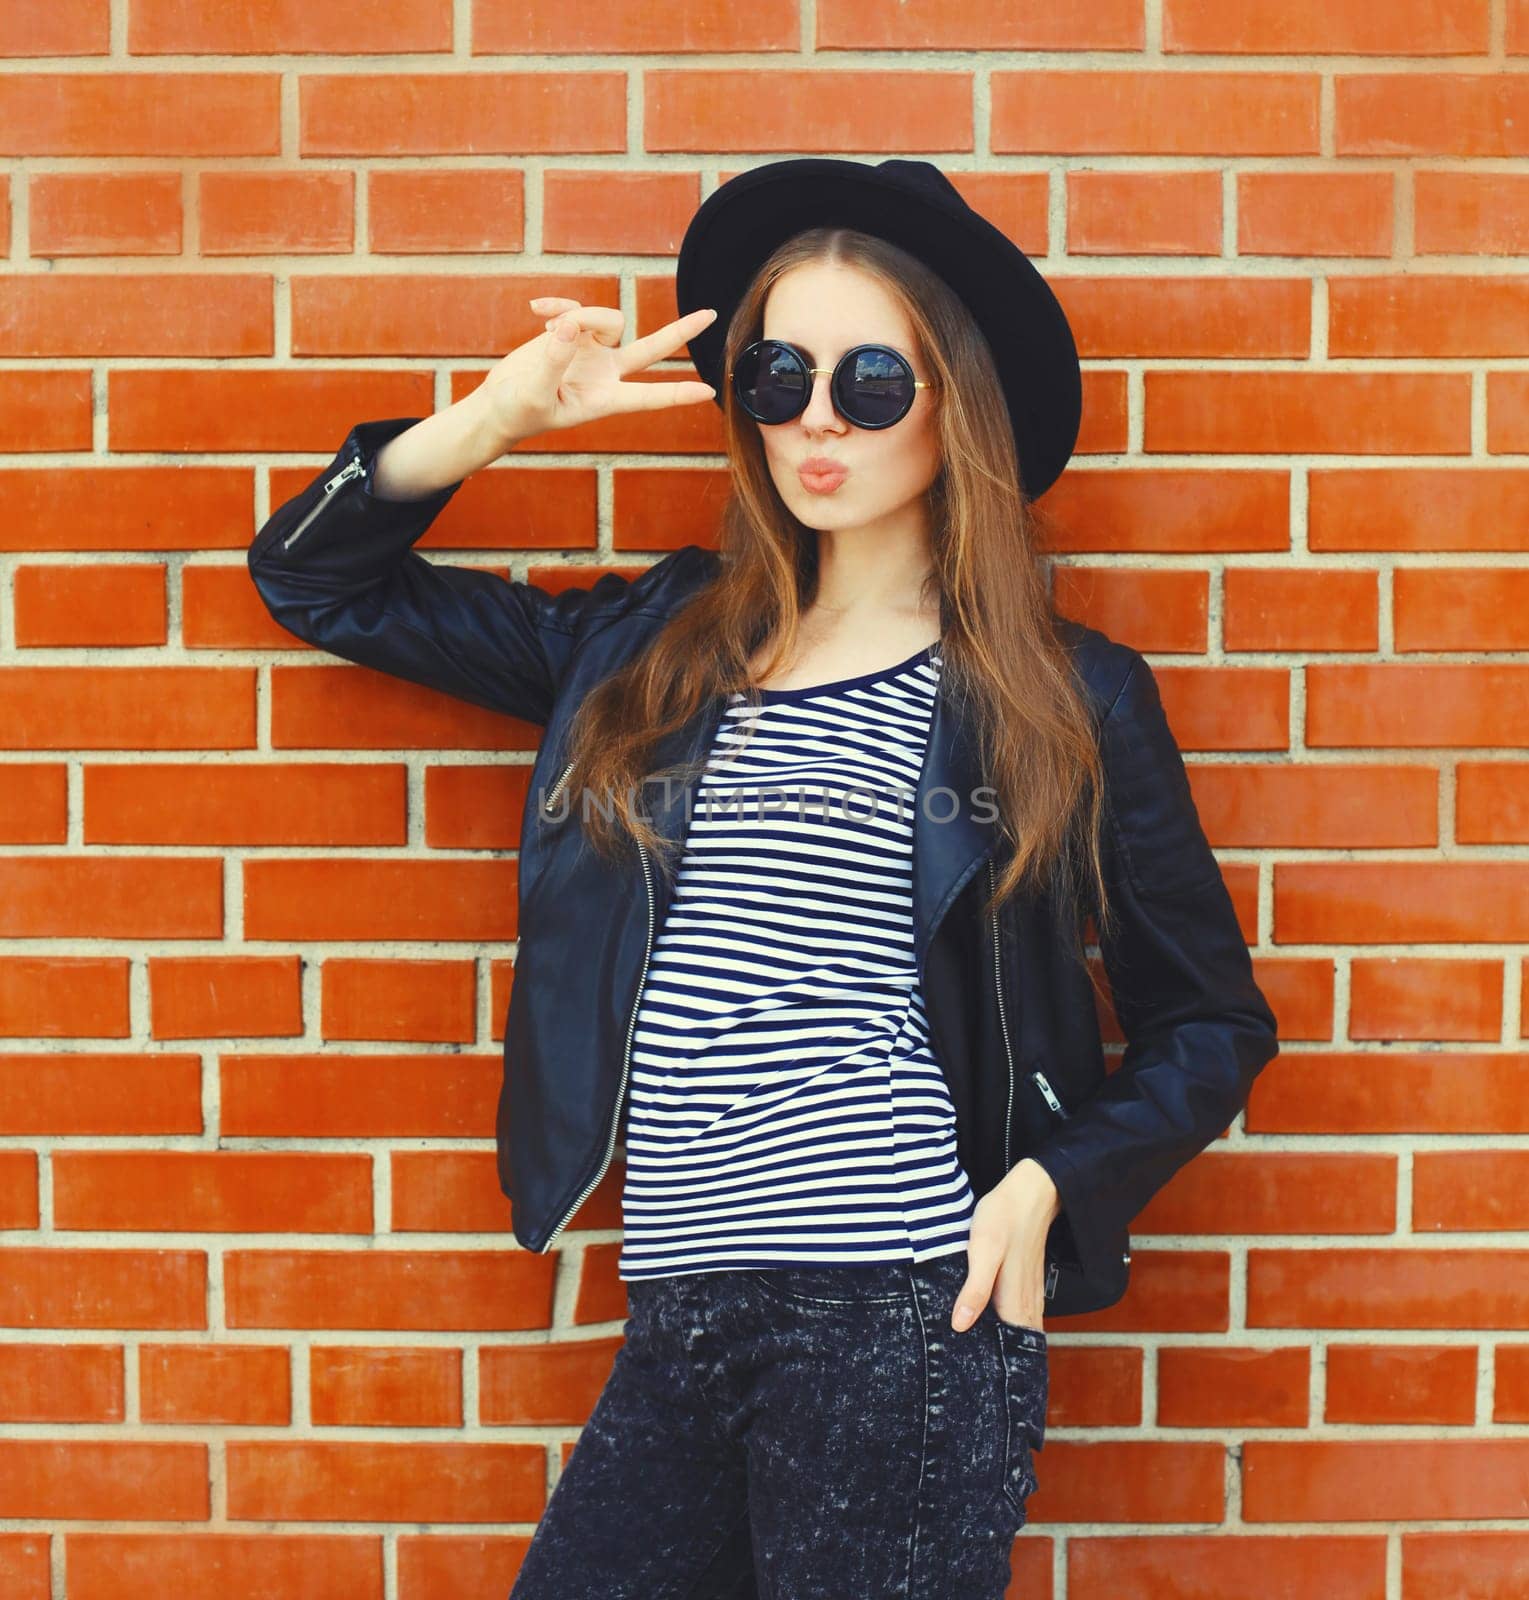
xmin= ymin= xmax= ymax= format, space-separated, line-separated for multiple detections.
xmin=2 ymin=3 xmax=1528 ymax=1595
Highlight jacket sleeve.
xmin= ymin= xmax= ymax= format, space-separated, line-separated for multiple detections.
xmin=1024 ymin=649 xmax=1280 ymax=1289
xmin=247 ymin=416 xmax=637 ymax=728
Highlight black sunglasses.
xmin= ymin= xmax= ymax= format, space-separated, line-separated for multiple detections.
xmin=730 ymin=338 xmax=935 ymax=430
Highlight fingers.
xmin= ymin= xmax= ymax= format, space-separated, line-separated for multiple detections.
xmin=616 ymin=306 xmax=718 ymax=377
xmin=528 ymin=297 xmax=624 ymax=348
xmin=952 ymin=1253 xmax=1001 ymax=1333
xmin=525 ymin=296 xmax=719 ymax=412
xmin=528 ymin=298 xmax=717 ymax=371
xmin=610 ymin=376 xmax=718 ymax=413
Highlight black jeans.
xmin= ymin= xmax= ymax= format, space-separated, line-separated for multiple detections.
xmin=508 ymin=1248 xmax=1048 ymax=1599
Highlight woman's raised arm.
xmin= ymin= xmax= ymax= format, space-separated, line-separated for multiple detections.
xmin=246 ymin=301 xmax=718 ymax=726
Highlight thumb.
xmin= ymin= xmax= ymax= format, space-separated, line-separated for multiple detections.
xmin=547 ymin=316 xmax=580 ymax=355
xmin=951 ymin=1239 xmax=1000 ymax=1333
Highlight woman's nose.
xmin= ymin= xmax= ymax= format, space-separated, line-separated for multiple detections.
xmin=800 ymin=370 xmax=842 ymax=430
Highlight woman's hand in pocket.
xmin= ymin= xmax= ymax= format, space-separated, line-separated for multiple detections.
xmin=949 ymin=1159 xmax=1061 ymax=1333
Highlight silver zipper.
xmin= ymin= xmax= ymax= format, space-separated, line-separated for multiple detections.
xmin=993 ymin=857 xmax=1060 ymax=1298
xmin=543 ymin=837 xmax=655 ymax=1248
xmin=991 ymin=864 xmax=1074 ymax=1299
xmin=989 ymin=857 xmax=1016 ymax=1173
xmin=991 ymin=864 xmax=1131 ymax=1279
xmin=1031 ymin=1067 xmax=1066 ymax=1117
xmin=281 ymin=454 xmax=365 ymax=550
xmin=542 ymin=759 xmax=576 ymax=817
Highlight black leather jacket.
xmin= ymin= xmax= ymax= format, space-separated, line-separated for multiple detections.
xmin=248 ymin=416 xmax=1280 ymax=1318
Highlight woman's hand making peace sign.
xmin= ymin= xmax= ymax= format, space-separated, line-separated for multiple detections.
xmin=371 ymin=300 xmax=721 ymax=502
xmin=481 ymin=297 xmax=720 ymax=445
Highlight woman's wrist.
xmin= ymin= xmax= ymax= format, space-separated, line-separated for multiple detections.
xmin=371 ymin=388 xmax=518 ymax=503
xmin=1005 ymin=1157 xmax=1062 ymax=1226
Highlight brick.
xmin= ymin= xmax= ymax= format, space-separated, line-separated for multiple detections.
xmin=0 ymin=0 xmax=108 ymax=55
xmin=109 ymin=368 xmax=431 ymax=452
xmin=1247 ymin=1245 xmax=1529 ymax=1328
xmin=54 ymin=1151 xmax=374 ymax=1233
xmin=1308 ymin=466 xmax=1529 ymax=552
xmin=1401 ymin=1533 xmax=1529 ymax=1600
xmin=243 ymin=857 xmax=516 ymax=942
xmin=1349 ymin=957 xmax=1503 ymax=1041
xmin=1307 ymin=664 xmax=1529 ymax=749
xmin=0 ymin=1053 xmax=202 ymax=1135
xmin=1068 ymin=1534 xmax=1385 ymax=1597
xmin=140 ymin=1343 xmax=289 ymax=1424
xmin=199 ymin=170 xmax=354 ymax=255
xmin=1330 ymin=274 xmax=1529 ymax=357
xmin=1156 ymin=1344 xmax=1310 ymax=1427
xmin=423 ymin=763 xmax=532 ymax=850
xmin=224 ymin=1248 xmax=554 ymax=1330
xmin=0 ymin=957 xmax=130 ymax=1038
xmin=388 ymin=1152 xmax=518 ymax=1235
xmin=1248 ymin=1050 xmax=1529 ymax=1135
xmin=65 ymin=1533 xmax=382 ymax=1599
xmin=480 ymin=1335 xmax=621 ymax=1424
xmin=368 ymin=169 xmax=525 ymax=254
xmin=1325 ymin=1343 xmax=1477 ymax=1424
xmin=1458 ymin=762 xmax=1529 ymax=844
xmin=300 ymin=73 xmax=626 ymax=156
xmin=1162 ymin=0 xmax=1489 ymax=54
xmin=226 ymin=1439 xmax=542 ymax=1523
xmin=0 ymin=371 xmax=93 ymax=452
xmin=1145 ymin=371 xmax=1471 ymax=455
xmin=647 ymin=69 xmax=973 ymax=151
xmin=13 ymin=562 xmax=167 ymax=646
xmin=1413 ymin=1150 xmax=1529 ymax=1232
xmin=29 ymin=172 xmax=182 ymax=256
xmin=0 ymin=1247 xmax=206 ymax=1328
xmin=129 ymin=0 xmax=452 ymax=54
xmin=0 ymin=856 xmax=223 ymax=937
xmin=1245 ymin=1437 xmax=1529 ymax=1520
xmin=820 ymin=0 xmax=1141 ymax=48
xmin=1054 ymin=566 xmax=1209 ymax=653
xmin=1395 ymin=568 xmax=1529 ymax=650
xmin=1223 ymin=566 xmax=1380 ymax=651
xmin=1415 ymin=171 xmax=1529 ymax=254
xmin=148 ymin=953 xmax=303 ymax=1038
xmin=543 ymin=169 xmax=700 ymax=255
xmin=993 ymin=71 xmax=1320 ymax=155
xmin=221 ymin=1053 xmax=500 ymax=1137
xmin=0 ymin=274 xmax=271 ymax=356
xmin=1044 ymin=468 xmax=1289 ymax=554
xmin=1067 ymin=170 xmax=1222 ymax=256
xmin=310 ymin=1345 xmax=462 ymax=1426
xmin=321 ymin=958 xmax=476 ymax=1042
xmin=1136 ymin=1151 xmax=1396 ymax=1236
xmin=0 ymin=467 xmax=252 ymax=554
xmin=1059 ymin=275 xmax=1309 ymax=357
xmin=0 ymin=1441 xmax=207 ymax=1520
xmin=0 ymin=75 xmax=278 ymax=156
xmin=1337 ymin=73 xmax=1529 ymax=156
xmin=473 ymin=1 xmax=798 ymax=53
xmin=1237 ymin=170 xmax=1394 ymax=257
xmin=84 ymin=760 xmax=407 ymax=846
xmin=0 ymin=1151 xmax=38 ymax=1227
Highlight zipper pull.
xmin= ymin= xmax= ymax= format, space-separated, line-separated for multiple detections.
xmin=1031 ymin=1068 xmax=1065 ymax=1116
xmin=1044 ymin=1260 xmax=1059 ymax=1299
xmin=282 ymin=453 xmax=365 ymax=550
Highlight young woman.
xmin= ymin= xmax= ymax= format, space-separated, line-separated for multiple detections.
xmin=248 ymin=158 xmax=1279 ymax=1598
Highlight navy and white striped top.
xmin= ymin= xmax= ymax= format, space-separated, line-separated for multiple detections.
xmin=616 ymin=641 xmax=977 ymax=1280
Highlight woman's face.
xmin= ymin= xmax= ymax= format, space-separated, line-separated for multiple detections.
xmin=753 ymin=260 xmax=942 ymax=540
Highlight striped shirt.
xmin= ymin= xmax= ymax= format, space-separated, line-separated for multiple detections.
xmin=616 ymin=641 xmax=977 ymax=1280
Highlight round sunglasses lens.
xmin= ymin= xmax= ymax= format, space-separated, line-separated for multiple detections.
xmin=835 ymin=347 xmax=915 ymax=426
xmin=734 ymin=340 xmax=807 ymax=423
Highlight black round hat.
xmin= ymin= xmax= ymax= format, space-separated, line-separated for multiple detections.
xmin=674 ymin=156 xmax=1083 ymax=500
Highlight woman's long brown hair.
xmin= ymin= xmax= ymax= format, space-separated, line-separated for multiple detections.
xmin=549 ymin=225 xmax=1116 ymax=966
